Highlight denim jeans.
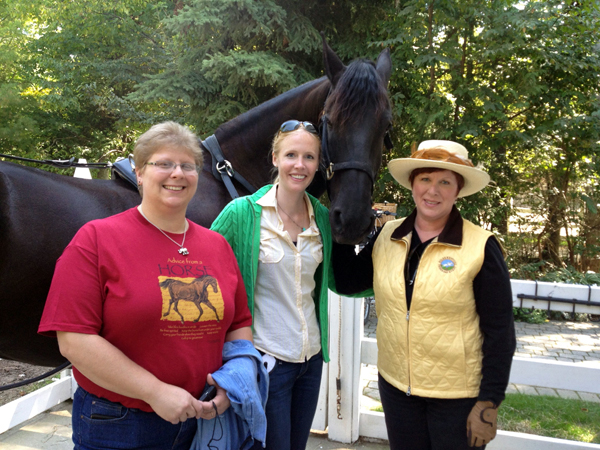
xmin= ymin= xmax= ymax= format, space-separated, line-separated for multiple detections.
xmin=72 ymin=386 xmax=197 ymax=450
xmin=378 ymin=373 xmax=485 ymax=450
xmin=252 ymin=352 xmax=323 ymax=450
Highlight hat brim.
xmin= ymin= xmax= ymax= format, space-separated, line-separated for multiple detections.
xmin=388 ymin=158 xmax=490 ymax=197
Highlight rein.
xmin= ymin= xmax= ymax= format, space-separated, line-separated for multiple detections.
xmin=0 ymin=153 xmax=112 ymax=169
xmin=319 ymin=115 xmax=394 ymax=182
xmin=0 ymin=361 xmax=71 ymax=392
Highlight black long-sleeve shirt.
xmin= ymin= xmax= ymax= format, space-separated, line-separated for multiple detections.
xmin=332 ymin=207 xmax=516 ymax=405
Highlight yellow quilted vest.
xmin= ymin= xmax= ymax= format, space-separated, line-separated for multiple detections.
xmin=373 ymin=216 xmax=492 ymax=399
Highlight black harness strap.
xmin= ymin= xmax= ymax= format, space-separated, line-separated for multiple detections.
xmin=319 ymin=115 xmax=393 ymax=182
xmin=202 ymin=135 xmax=256 ymax=199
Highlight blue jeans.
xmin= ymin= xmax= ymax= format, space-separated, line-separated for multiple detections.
xmin=253 ymin=352 xmax=323 ymax=450
xmin=72 ymin=386 xmax=197 ymax=450
xmin=378 ymin=373 xmax=485 ymax=450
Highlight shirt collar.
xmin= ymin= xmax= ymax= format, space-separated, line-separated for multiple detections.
xmin=256 ymin=184 xmax=317 ymax=228
xmin=391 ymin=205 xmax=463 ymax=246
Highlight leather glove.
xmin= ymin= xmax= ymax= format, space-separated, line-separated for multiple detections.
xmin=466 ymin=400 xmax=498 ymax=447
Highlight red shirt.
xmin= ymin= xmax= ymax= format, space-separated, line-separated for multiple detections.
xmin=39 ymin=208 xmax=252 ymax=412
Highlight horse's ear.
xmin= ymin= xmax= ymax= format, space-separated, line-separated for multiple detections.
xmin=376 ymin=48 xmax=392 ymax=87
xmin=321 ymin=32 xmax=346 ymax=87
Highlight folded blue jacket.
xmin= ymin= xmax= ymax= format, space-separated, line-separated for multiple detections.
xmin=191 ymin=339 xmax=268 ymax=450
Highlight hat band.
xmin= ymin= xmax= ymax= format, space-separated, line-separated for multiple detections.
xmin=410 ymin=148 xmax=474 ymax=168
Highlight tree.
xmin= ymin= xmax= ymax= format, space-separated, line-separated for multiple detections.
xmin=1 ymin=0 xmax=173 ymax=165
xmin=371 ymin=0 xmax=600 ymax=271
xmin=129 ymin=0 xmax=392 ymax=134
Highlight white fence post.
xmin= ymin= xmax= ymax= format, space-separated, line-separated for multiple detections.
xmin=326 ymin=292 xmax=363 ymax=443
xmin=311 ymin=361 xmax=328 ymax=431
xmin=73 ymin=158 xmax=92 ymax=179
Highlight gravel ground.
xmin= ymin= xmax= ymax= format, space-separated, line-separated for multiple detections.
xmin=0 ymin=359 xmax=60 ymax=407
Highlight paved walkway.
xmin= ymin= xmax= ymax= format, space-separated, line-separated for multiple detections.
xmin=361 ymin=314 xmax=600 ymax=407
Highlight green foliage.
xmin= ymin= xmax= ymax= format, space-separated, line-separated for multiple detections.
xmin=370 ymin=0 xmax=600 ymax=275
xmin=508 ymin=259 xmax=600 ymax=286
xmin=512 ymin=307 xmax=547 ymax=324
xmin=1 ymin=0 xmax=600 ymax=269
xmin=129 ymin=0 xmax=390 ymax=134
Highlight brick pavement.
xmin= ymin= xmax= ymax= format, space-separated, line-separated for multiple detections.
xmin=361 ymin=311 xmax=600 ymax=407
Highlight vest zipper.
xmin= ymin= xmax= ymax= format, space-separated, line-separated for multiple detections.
xmin=406 ymin=309 xmax=411 ymax=396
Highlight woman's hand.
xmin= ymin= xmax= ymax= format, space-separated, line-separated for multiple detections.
xmin=198 ymin=373 xmax=230 ymax=420
xmin=146 ymin=383 xmax=203 ymax=425
xmin=57 ymin=332 xmax=203 ymax=425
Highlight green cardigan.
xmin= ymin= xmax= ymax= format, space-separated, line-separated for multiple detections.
xmin=211 ymin=185 xmax=338 ymax=362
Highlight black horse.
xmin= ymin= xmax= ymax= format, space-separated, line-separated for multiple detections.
xmin=0 ymin=38 xmax=392 ymax=367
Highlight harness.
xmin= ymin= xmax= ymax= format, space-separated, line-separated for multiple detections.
xmin=319 ymin=114 xmax=393 ymax=183
xmin=202 ymin=135 xmax=256 ymax=199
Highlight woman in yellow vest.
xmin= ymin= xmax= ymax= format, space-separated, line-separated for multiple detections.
xmin=333 ymin=140 xmax=516 ymax=450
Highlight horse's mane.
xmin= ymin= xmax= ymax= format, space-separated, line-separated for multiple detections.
xmin=324 ymin=59 xmax=390 ymax=129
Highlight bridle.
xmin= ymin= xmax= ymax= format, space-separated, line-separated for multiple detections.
xmin=319 ymin=114 xmax=393 ymax=183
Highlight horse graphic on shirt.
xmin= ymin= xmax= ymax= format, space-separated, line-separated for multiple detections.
xmin=159 ymin=275 xmax=221 ymax=324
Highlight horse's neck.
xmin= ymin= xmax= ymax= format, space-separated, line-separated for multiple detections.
xmin=213 ymin=77 xmax=330 ymax=189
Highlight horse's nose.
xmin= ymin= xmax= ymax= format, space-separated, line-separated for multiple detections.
xmin=331 ymin=207 xmax=343 ymax=230
xmin=330 ymin=206 xmax=373 ymax=245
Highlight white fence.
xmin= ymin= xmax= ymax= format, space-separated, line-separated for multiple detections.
xmin=313 ymin=280 xmax=600 ymax=449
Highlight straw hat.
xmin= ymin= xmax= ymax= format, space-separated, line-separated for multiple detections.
xmin=388 ymin=140 xmax=490 ymax=197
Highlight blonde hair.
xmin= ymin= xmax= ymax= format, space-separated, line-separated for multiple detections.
xmin=270 ymin=127 xmax=321 ymax=184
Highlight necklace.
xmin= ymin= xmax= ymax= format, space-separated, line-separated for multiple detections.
xmin=138 ymin=206 xmax=189 ymax=255
xmin=277 ymin=201 xmax=307 ymax=232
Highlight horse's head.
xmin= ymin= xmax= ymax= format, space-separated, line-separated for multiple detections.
xmin=320 ymin=37 xmax=392 ymax=245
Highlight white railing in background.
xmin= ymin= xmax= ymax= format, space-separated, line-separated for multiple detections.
xmin=313 ymin=280 xmax=600 ymax=450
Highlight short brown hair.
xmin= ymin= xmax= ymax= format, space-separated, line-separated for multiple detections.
xmin=133 ymin=121 xmax=203 ymax=170
xmin=408 ymin=167 xmax=464 ymax=196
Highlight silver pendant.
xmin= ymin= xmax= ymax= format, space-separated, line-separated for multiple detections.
xmin=179 ymin=247 xmax=189 ymax=256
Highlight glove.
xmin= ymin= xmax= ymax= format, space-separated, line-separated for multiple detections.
xmin=466 ymin=400 xmax=498 ymax=447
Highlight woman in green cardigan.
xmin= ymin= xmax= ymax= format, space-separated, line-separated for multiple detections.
xmin=211 ymin=120 xmax=336 ymax=450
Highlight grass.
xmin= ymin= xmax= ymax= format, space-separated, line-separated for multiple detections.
xmin=21 ymin=376 xmax=60 ymax=395
xmin=370 ymin=393 xmax=600 ymax=444
xmin=499 ymin=393 xmax=600 ymax=443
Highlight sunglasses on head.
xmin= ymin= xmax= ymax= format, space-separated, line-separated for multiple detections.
xmin=279 ymin=120 xmax=318 ymax=135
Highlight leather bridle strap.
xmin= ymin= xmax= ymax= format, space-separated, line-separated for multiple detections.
xmin=320 ymin=115 xmax=392 ymax=182
xmin=202 ymin=135 xmax=256 ymax=199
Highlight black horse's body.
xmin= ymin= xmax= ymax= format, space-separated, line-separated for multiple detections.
xmin=0 ymin=39 xmax=391 ymax=367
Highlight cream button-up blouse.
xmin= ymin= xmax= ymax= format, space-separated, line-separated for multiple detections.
xmin=253 ymin=185 xmax=323 ymax=362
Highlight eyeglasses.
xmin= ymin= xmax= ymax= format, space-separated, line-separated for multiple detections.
xmin=279 ymin=120 xmax=319 ymax=135
xmin=145 ymin=160 xmax=200 ymax=173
